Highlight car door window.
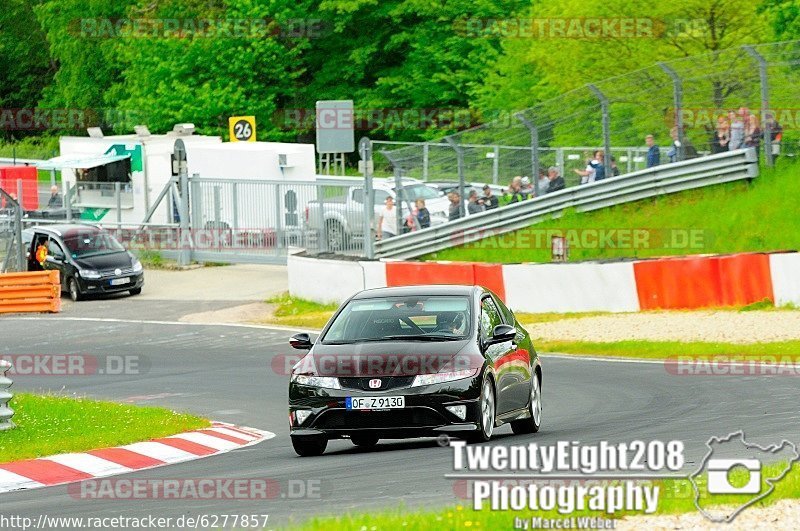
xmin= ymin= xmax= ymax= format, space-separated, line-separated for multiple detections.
xmin=373 ymin=190 xmax=389 ymax=204
xmin=47 ymin=238 xmax=65 ymax=259
xmin=493 ymin=295 xmax=515 ymax=325
xmin=479 ymin=297 xmax=503 ymax=341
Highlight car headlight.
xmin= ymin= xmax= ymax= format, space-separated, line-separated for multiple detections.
xmin=132 ymin=259 xmax=143 ymax=273
xmin=411 ymin=368 xmax=478 ymax=387
xmin=291 ymin=374 xmax=341 ymax=389
xmin=79 ymin=269 xmax=102 ymax=279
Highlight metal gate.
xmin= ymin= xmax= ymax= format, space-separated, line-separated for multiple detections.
xmin=0 ymin=189 xmax=25 ymax=273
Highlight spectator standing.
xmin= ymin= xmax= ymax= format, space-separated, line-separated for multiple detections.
xmin=610 ymin=156 xmax=620 ymax=177
xmin=480 ymin=184 xmax=498 ymax=210
xmin=520 ymin=176 xmax=534 ymax=197
xmin=728 ymin=108 xmax=746 ymax=151
xmin=710 ymin=115 xmax=729 ymax=153
xmin=575 ymin=150 xmax=603 ymax=183
xmin=448 ymin=191 xmax=462 ymax=221
xmin=546 ymin=166 xmax=565 ymax=193
xmin=507 ymin=176 xmax=525 ymax=203
xmin=645 ymin=135 xmax=660 ymax=167
xmin=467 ymin=189 xmax=484 ymax=215
xmin=415 ymin=198 xmax=430 ymax=229
xmin=47 ymin=185 xmax=63 ymax=208
xmin=765 ymin=113 xmax=783 ymax=161
xmin=537 ymin=168 xmax=549 ymax=195
xmin=377 ymin=196 xmax=398 ymax=239
xmin=745 ymin=114 xmax=762 ymax=151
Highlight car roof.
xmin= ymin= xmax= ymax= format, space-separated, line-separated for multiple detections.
xmin=28 ymin=224 xmax=102 ymax=237
xmin=352 ymin=284 xmax=480 ymax=300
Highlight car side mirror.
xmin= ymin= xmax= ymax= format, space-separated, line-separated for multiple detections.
xmin=289 ymin=333 xmax=313 ymax=350
xmin=487 ymin=324 xmax=516 ymax=345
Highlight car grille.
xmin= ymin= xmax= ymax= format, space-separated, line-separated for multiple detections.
xmin=312 ymin=408 xmax=445 ymax=430
xmin=100 ymin=267 xmax=134 ymax=278
xmin=338 ymin=376 xmax=415 ymax=391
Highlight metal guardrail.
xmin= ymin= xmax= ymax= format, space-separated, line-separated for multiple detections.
xmin=375 ymin=148 xmax=759 ymax=259
xmin=0 ymin=360 xmax=14 ymax=431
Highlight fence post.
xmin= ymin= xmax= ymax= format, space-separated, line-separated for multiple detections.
xmin=492 ymin=145 xmax=500 ymax=184
xmin=587 ymin=84 xmax=613 ymax=180
xmin=515 ymin=113 xmax=542 ymax=195
xmin=0 ymin=360 xmax=14 ymax=431
xmin=744 ymin=45 xmax=774 ymax=167
xmin=174 ymin=139 xmax=191 ymax=266
xmin=115 ymin=182 xmax=122 ymax=224
xmin=359 ymin=138 xmax=375 ymax=259
xmin=422 ymin=143 xmax=429 ymax=181
xmin=65 ymin=182 xmax=72 ymax=221
xmin=317 ymin=183 xmax=328 ymax=253
xmin=393 ymin=164 xmax=404 ymax=233
xmin=231 ymin=182 xmax=239 ymax=230
xmin=274 ymin=183 xmax=283 ymax=254
xmin=444 ymin=137 xmax=466 ymax=217
xmin=16 ymin=179 xmax=23 ymax=210
xmin=659 ymin=62 xmax=684 ymax=162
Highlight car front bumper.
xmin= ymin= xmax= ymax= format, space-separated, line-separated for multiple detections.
xmin=78 ymin=272 xmax=144 ymax=295
xmin=289 ymin=375 xmax=482 ymax=439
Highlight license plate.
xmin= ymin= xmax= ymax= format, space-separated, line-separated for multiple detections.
xmin=110 ymin=277 xmax=130 ymax=286
xmin=346 ymin=396 xmax=405 ymax=410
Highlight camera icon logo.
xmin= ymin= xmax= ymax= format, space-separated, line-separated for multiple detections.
xmin=690 ymin=431 xmax=799 ymax=523
xmin=706 ymin=458 xmax=761 ymax=494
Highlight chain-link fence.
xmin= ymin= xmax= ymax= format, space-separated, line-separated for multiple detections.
xmin=378 ymin=40 xmax=800 ymax=195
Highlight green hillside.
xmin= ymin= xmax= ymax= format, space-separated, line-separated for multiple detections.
xmin=424 ymin=159 xmax=800 ymax=263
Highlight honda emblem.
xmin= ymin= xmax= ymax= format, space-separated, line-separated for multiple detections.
xmin=368 ymin=379 xmax=382 ymax=389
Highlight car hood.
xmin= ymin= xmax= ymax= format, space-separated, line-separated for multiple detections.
xmin=72 ymin=251 xmax=133 ymax=271
xmin=300 ymin=340 xmax=481 ymax=377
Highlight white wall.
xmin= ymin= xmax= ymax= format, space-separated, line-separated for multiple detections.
xmin=770 ymin=253 xmax=800 ymax=306
xmin=288 ymin=254 xmax=366 ymax=304
xmin=502 ymin=262 xmax=641 ymax=313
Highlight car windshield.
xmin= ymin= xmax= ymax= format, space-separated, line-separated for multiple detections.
xmin=396 ymin=184 xmax=439 ymax=201
xmin=61 ymin=229 xmax=125 ymax=257
xmin=322 ymin=295 xmax=472 ymax=344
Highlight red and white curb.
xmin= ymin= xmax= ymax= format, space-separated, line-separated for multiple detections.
xmin=0 ymin=422 xmax=274 ymax=494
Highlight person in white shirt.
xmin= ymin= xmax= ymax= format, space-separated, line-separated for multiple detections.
xmin=377 ymin=196 xmax=398 ymax=239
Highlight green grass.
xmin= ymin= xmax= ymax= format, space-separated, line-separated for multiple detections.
xmin=260 ymin=293 xmax=338 ymax=329
xmin=425 ymin=160 xmax=800 ymax=263
xmin=0 ymin=393 xmax=209 ymax=463
xmin=293 ymin=462 xmax=800 ymax=530
xmin=536 ymin=339 xmax=800 ymax=359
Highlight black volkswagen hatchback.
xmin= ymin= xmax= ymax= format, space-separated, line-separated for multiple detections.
xmin=288 ymin=285 xmax=542 ymax=456
xmin=24 ymin=224 xmax=144 ymax=301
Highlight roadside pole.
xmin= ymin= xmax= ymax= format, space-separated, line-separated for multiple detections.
xmin=359 ymin=137 xmax=375 ymax=259
xmin=174 ymin=139 xmax=191 ymax=266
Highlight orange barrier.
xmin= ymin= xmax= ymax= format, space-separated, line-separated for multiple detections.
xmin=0 ymin=271 xmax=61 ymax=314
xmin=634 ymin=253 xmax=773 ymax=310
xmin=385 ymin=262 xmax=506 ymax=301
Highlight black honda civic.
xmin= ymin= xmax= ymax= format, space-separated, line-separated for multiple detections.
xmin=287 ymin=285 xmax=542 ymax=456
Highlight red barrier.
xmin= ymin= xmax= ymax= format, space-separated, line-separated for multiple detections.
xmin=634 ymin=253 xmax=773 ymax=310
xmin=718 ymin=253 xmax=773 ymax=306
xmin=0 ymin=166 xmax=39 ymax=211
xmin=385 ymin=262 xmax=506 ymax=302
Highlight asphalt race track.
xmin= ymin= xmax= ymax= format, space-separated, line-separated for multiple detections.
xmin=1 ymin=316 xmax=799 ymax=527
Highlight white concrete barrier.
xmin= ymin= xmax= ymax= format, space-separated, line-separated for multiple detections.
xmin=769 ymin=253 xmax=800 ymax=306
xmin=502 ymin=262 xmax=640 ymax=313
xmin=287 ymin=254 xmax=365 ymax=305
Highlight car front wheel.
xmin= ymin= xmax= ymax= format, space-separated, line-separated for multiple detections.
xmin=291 ymin=436 xmax=327 ymax=457
xmin=68 ymin=277 xmax=82 ymax=302
xmin=511 ymin=371 xmax=542 ymax=435
xmin=467 ymin=373 xmax=495 ymax=443
xmin=129 ymin=287 xmax=142 ymax=295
